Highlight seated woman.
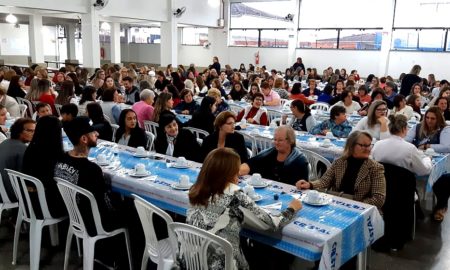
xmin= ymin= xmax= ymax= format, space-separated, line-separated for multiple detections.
xmin=239 ymin=125 xmax=309 ymax=186
xmin=0 ymin=105 xmax=7 ymax=143
xmin=390 ymin=95 xmax=414 ymax=120
xmin=406 ymin=94 xmax=422 ymax=120
xmin=236 ymin=93 xmax=268 ymax=126
xmin=372 ymin=114 xmax=432 ymax=176
xmin=432 ymin=173 xmax=450 ymax=221
xmin=245 ymin=83 xmax=260 ymax=102
xmin=155 ymin=113 xmax=201 ymax=162
xmin=0 ymin=85 xmax=20 ymax=118
xmin=316 ymin=84 xmax=333 ymax=104
xmin=296 ymin=130 xmax=386 ymax=211
xmin=87 ymin=102 xmax=113 ymax=141
xmin=187 ymin=96 xmax=217 ymax=135
xmin=100 ymin=88 xmax=121 ymax=124
xmin=201 ymin=111 xmax=248 ymax=162
xmin=436 ymin=97 xmax=450 ymax=121
xmin=301 ymin=79 xmax=320 ymax=98
xmin=153 ymin=92 xmax=174 ymax=123
xmin=310 ymin=105 xmax=352 ymax=138
xmin=285 ymin=99 xmax=316 ymax=132
xmin=289 ymin=82 xmax=315 ymax=105
xmin=36 ymin=79 xmax=57 ymax=116
xmin=174 ymin=89 xmax=199 ymax=115
xmin=228 ymin=81 xmax=247 ymax=101
xmin=356 ymin=85 xmax=372 ymax=104
xmin=55 ymin=80 xmax=77 ymax=106
xmin=208 ymin=88 xmax=229 ymax=116
xmin=78 ymin=86 xmax=97 ymax=116
xmin=332 ymin=90 xmax=361 ymax=114
xmin=354 ymin=100 xmax=390 ymax=140
xmin=405 ymin=106 xmax=450 ymax=153
xmin=115 ymin=109 xmax=147 ymax=149
xmin=186 ymin=148 xmax=301 ymax=270
xmin=408 ymin=83 xmax=430 ymax=108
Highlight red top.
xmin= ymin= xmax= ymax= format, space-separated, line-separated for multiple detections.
xmin=39 ymin=94 xmax=57 ymax=115
xmin=236 ymin=107 xmax=268 ymax=126
xmin=289 ymin=93 xmax=315 ymax=105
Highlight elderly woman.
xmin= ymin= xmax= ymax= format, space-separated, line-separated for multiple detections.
xmin=0 ymin=85 xmax=20 ymax=118
xmin=310 ymin=105 xmax=352 ymax=138
xmin=390 ymin=94 xmax=414 ymax=120
xmin=405 ymin=106 xmax=450 ymax=153
xmin=285 ymin=99 xmax=316 ymax=132
xmin=207 ymin=88 xmax=229 ymax=116
xmin=239 ymin=125 xmax=309 ymax=185
xmin=131 ymin=89 xmax=155 ymax=128
xmin=174 ymin=89 xmax=199 ymax=115
xmin=184 ymin=148 xmax=301 ymax=270
xmin=354 ymin=100 xmax=390 ymax=140
xmin=155 ymin=113 xmax=201 ymax=162
xmin=332 ymin=89 xmax=361 ymax=114
xmin=201 ymin=111 xmax=248 ymax=162
xmin=236 ymin=92 xmax=268 ymax=126
xmin=372 ymin=114 xmax=432 ymax=176
xmin=296 ymin=130 xmax=386 ymax=210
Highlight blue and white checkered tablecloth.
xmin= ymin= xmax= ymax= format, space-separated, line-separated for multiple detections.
xmin=85 ymin=142 xmax=384 ymax=270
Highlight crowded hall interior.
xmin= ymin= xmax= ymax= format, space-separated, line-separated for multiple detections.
xmin=1 ymin=0 xmax=450 ymax=269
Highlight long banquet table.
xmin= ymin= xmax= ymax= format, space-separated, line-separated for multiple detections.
xmin=82 ymin=140 xmax=384 ymax=270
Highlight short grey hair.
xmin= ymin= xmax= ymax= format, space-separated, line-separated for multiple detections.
xmin=140 ymin=89 xmax=155 ymax=101
xmin=275 ymin=125 xmax=296 ymax=148
xmin=184 ymin=79 xmax=194 ymax=90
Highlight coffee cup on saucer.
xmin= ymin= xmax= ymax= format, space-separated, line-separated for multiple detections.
xmin=179 ymin=175 xmax=190 ymax=187
xmin=136 ymin=146 xmax=146 ymax=156
xmin=177 ymin=156 xmax=188 ymax=166
xmin=425 ymin=148 xmax=436 ymax=155
xmin=251 ymin=173 xmax=263 ymax=185
xmin=322 ymin=138 xmax=332 ymax=146
xmin=97 ymin=154 xmax=107 ymax=164
xmin=243 ymin=185 xmax=256 ymax=197
xmin=325 ymin=131 xmax=334 ymax=138
xmin=134 ymin=163 xmax=146 ymax=175
xmin=308 ymin=190 xmax=320 ymax=203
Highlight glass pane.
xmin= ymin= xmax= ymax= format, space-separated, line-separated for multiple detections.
xmin=42 ymin=26 xmax=57 ymax=56
xmin=129 ymin=27 xmax=160 ymax=44
xmin=391 ymin=30 xmax=418 ymax=50
xmin=182 ymin=28 xmax=208 ymax=45
xmin=418 ymin=30 xmax=445 ymax=51
xmin=395 ymin=0 xmax=450 ymax=27
xmin=339 ymin=30 xmax=382 ymax=50
xmin=260 ymin=30 xmax=288 ymax=48
xmin=229 ymin=29 xmax=259 ymax=47
xmin=230 ymin=2 xmax=295 ymax=29
xmin=297 ymin=30 xmax=338 ymax=49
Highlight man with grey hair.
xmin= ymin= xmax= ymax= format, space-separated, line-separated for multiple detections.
xmin=131 ymin=89 xmax=155 ymax=128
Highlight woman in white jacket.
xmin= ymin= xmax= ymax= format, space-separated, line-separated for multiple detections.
xmin=354 ymin=100 xmax=390 ymax=140
xmin=390 ymin=94 xmax=414 ymax=120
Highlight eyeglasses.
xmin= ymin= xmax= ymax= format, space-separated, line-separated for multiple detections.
xmin=254 ymin=98 xmax=263 ymax=102
xmin=355 ymin=143 xmax=372 ymax=149
xmin=273 ymin=138 xmax=287 ymax=143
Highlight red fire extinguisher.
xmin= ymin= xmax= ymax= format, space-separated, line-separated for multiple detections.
xmin=254 ymin=51 xmax=259 ymax=65
xmin=100 ymin=47 xmax=105 ymax=59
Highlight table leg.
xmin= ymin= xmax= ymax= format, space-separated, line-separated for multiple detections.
xmin=356 ymin=248 xmax=368 ymax=270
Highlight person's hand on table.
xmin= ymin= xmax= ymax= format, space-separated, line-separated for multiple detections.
xmin=288 ymin=199 xmax=302 ymax=212
xmin=296 ymin=179 xmax=311 ymax=190
xmin=247 ymin=118 xmax=255 ymax=124
xmin=320 ymin=129 xmax=329 ymax=136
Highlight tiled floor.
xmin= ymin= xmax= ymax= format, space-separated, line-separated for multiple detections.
xmin=0 ymin=209 xmax=449 ymax=270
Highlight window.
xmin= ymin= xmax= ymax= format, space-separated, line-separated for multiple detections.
xmin=129 ymin=27 xmax=160 ymax=44
xmin=339 ymin=29 xmax=382 ymax=50
xmin=395 ymin=0 xmax=450 ymax=28
xmin=260 ymin=29 xmax=288 ymax=48
xmin=297 ymin=29 xmax=338 ymax=49
xmin=230 ymin=2 xmax=294 ymax=29
xmin=181 ymin=27 xmax=208 ymax=45
xmin=391 ymin=29 xmax=447 ymax=51
xmin=229 ymin=29 xmax=259 ymax=47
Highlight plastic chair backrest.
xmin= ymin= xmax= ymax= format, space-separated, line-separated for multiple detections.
xmin=16 ymin=97 xmax=34 ymax=117
xmin=236 ymin=131 xmax=257 ymax=157
xmin=310 ymin=102 xmax=330 ymax=112
xmin=54 ymin=104 xmax=62 ymax=117
xmin=229 ymin=104 xmax=244 ymax=115
xmin=280 ymin=99 xmax=289 ymax=107
xmin=111 ymin=124 xmax=119 ymax=141
xmin=412 ymin=111 xmax=421 ymax=121
xmin=55 ymin=178 xmax=106 ymax=238
xmin=282 ymin=99 xmax=292 ymax=110
xmin=0 ymin=174 xmax=15 ymax=205
xmin=18 ymin=104 xmax=28 ymax=118
xmin=183 ymin=127 xmax=209 ymax=140
xmin=103 ymin=114 xmax=111 ymax=123
xmin=132 ymin=195 xmax=174 ymax=260
xmin=145 ymin=131 xmax=155 ymax=151
xmin=253 ymin=135 xmax=273 ymax=154
xmin=169 ymin=222 xmax=234 ymax=270
xmin=144 ymin=121 xmax=159 ymax=138
xmin=298 ymin=147 xmax=331 ymax=180
xmin=5 ymin=169 xmax=53 ymax=221
xmin=266 ymin=109 xmax=283 ymax=125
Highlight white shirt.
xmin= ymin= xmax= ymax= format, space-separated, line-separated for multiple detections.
xmin=405 ymin=125 xmax=450 ymax=153
xmin=372 ymin=135 xmax=432 ymax=176
xmin=391 ymin=105 xmax=414 ymax=120
xmin=0 ymin=132 xmax=6 ymax=144
xmin=332 ymin=101 xmax=361 ymax=114
xmin=353 ymin=116 xmax=390 ymax=140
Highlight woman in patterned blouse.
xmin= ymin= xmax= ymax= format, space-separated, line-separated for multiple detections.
xmin=185 ymin=148 xmax=302 ymax=270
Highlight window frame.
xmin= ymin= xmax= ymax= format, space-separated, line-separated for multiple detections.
xmin=228 ymin=28 xmax=289 ymax=48
xmin=390 ymin=27 xmax=449 ymax=52
xmin=181 ymin=27 xmax=209 ymax=46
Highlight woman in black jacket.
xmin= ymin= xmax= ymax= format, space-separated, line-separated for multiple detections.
xmin=115 ymin=109 xmax=147 ymax=149
xmin=200 ymin=111 xmax=248 ymax=162
xmin=187 ymin=96 xmax=217 ymax=134
xmin=87 ymin=102 xmax=113 ymax=141
xmin=155 ymin=113 xmax=201 ymax=162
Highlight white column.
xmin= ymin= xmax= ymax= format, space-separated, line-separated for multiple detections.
xmin=28 ymin=14 xmax=44 ymax=64
xmin=110 ymin=22 xmax=121 ymax=64
xmin=378 ymin=0 xmax=396 ymax=76
xmin=66 ymin=23 xmax=77 ymax=60
xmin=81 ymin=7 xmax=101 ymax=69
xmin=287 ymin=0 xmax=300 ymax=68
xmin=160 ymin=0 xmax=177 ymax=67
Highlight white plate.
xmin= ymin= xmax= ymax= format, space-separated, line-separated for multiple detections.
xmin=320 ymin=143 xmax=333 ymax=148
xmin=96 ymin=161 xmax=109 ymax=166
xmin=133 ymin=153 xmax=149 ymax=158
xmin=171 ymin=163 xmax=191 ymax=169
xmin=425 ymin=152 xmax=441 ymax=157
xmin=129 ymin=172 xmax=151 ymax=178
xmin=171 ymin=183 xmax=193 ymax=190
xmin=249 ymin=194 xmax=263 ymax=202
xmin=248 ymin=181 xmax=269 ymax=188
xmin=302 ymin=194 xmax=333 ymax=206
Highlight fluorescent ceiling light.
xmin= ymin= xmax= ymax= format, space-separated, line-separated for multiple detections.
xmin=100 ymin=22 xmax=111 ymax=31
xmin=5 ymin=13 xmax=18 ymax=24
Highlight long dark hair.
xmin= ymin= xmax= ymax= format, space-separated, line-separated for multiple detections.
xmin=55 ymin=80 xmax=75 ymax=105
xmin=115 ymin=109 xmax=141 ymax=143
xmin=197 ymin=96 xmax=216 ymax=115
xmin=66 ymin=73 xmax=83 ymax=95
xmin=79 ymin=86 xmax=97 ymax=105
xmin=86 ymin=102 xmax=106 ymax=124
xmin=290 ymin=82 xmax=302 ymax=95
xmin=189 ymin=148 xmax=241 ymax=206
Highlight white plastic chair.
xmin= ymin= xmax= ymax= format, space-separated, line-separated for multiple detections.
xmin=54 ymin=104 xmax=62 ymax=117
xmin=144 ymin=120 xmax=159 ymax=138
xmin=309 ymin=102 xmax=330 ymax=112
xmin=183 ymin=127 xmax=209 ymax=145
xmin=103 ymin=114 xmax=111 ymax=123
xmin=55 ymin=178 xmax=133 ymax=270
xmin=18 ymin=104 xmax=28 ymax=118
xmin=5 ymin=169 xmax=67 ymax=270
xmin=111 ymin=123 xmax=119 ymax=141
xmin=280 ymin=98 xmax=289 ymax=107
xmin=133 ymin=194 xmax=174 ymax=270
xmin=0 ymin=174 xmax=18 ymax=227
xmin=16 ymin=97 xmax=34 ymax=117
xmin=236 ymin=131 xmax=257 ymax=157
xmin=168 ymin=222 xmax=234 ymax=270
xmin=146 ymin=131 xmax=156 ymax=151
xmin=229 ymin=104 xmax=244 ymax=115
xmin=266 ymin=109 xmax=283 ymax=126
xmin=282 ymin=99 xmax=292 ymax=110
xmin=412 ymin=111 xmax=421 ymax=121
xmin=253 ymin=135 xmax=273 ymax=154
xmin=298 ymin=147 xmax=332 ymax=181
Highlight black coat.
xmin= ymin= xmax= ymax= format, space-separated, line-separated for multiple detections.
xmin=115 ymin=127 xmax=147 ymax=149
xmin=154 ymin=129 xmax=201 ymax=162
xmin=200 ymin=132 xmax=248 ymax=162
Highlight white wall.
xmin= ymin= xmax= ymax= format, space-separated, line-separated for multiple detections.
xmin=98 ymin=0 xmax=168 ymax=22
xmin=176 ymin=0 xmax=221 ymax=27
xmin=387 ymin=51 xmax=450 ymax=80
xmin=0 ymin=0 xmax=87 ymax=13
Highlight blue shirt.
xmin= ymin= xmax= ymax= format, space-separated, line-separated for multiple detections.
xmin=310 ymin=119 xmax=353 ymax=138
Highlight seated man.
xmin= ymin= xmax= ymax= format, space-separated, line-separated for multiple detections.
xmin=310 ymin=105 xmax=353 ymax=138
xmin=239 ymin=125 xmax=309 ymax=186
xmin=35 ymin=102 xmax=53 ymax=121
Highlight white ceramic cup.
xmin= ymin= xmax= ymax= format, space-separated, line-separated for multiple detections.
xmin=323 ymin=138 xmax=332 ymax=145
xmin=136 ymin=146 xmax=146 ymax=155
xmin=251 ymin=173 xmax=263 ymax=185
xmin=177 ymin=156 xmax=187 ymax=166
xmin=134 ymin=163 xmax=146 ymax=175
xmin=97 ymin=154 xmax=107 ymax=164
xmin=308 ymin=190 xmax=320 ymax=203
xmin=243 ymin=185 xmax=256 ymax=197
xmin=63 ymin=141 xmax=70 ymax=151
xmin=326 ymin=131 xmax=334 ymax=138
xmin=425 ymin=148 xmax=436 ymax=155
xmin=411 ymin=116 xmax=417 ymax=122
xmin=179 ymin=175 xmax=190 ymax=187
xmin=352 ymin=111 xmax=358 ymax=116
